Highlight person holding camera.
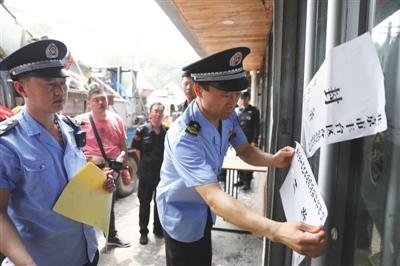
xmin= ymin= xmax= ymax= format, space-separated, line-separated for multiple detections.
xmin=75 ymin=83 xmax=131 ymax=248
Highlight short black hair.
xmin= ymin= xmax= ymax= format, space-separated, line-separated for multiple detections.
xmin=181 ymin=71 xmax=191 ymax=79
xmin=88 ymin=82 xmax=107 ymax=99
xmin=149 ymin=102 xmax=165 ymax=112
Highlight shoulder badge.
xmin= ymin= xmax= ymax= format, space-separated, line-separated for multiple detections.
xmin=0 ymin=119 xmax=19 ymax=136
xmin=185 ymin=121 xmax=201 ymax=136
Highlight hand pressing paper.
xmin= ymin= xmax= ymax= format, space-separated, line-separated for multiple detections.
xmin=280 ymin=142 xmax=328 ymax=265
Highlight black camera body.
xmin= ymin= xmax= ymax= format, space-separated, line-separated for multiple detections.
xmin=108 ymin=160 xmax=123 ymax=172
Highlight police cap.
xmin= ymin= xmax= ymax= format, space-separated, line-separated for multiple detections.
xmin=182 ymin=47 xmax=250 ymax=91
xmin=0 ymin=39 xmax=68 ymax=81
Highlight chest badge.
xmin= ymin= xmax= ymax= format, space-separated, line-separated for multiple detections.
xmin=186 ymin=121 xmax=201 ymax=136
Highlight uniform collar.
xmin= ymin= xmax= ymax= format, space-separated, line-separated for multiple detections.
xmin=54 ymin=113 xmax=74 ymax=134
xmin=188 ymin=101 xmax=221 ymax=145
xmin=20 ymin=108 xmax=74 ymax=135
xmin=243 ymin=104 xmax=252 ymax=111
xmin=147 ymin=122 xmax=165 ymax=133
xmin=19 ymin=108 xmax=44 ymax=136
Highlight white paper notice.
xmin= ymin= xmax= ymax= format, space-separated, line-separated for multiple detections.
xmin=280 ymin=142 xmax=328 ymax=266
xmin=301 ymin=32 xmax=387 ymax=157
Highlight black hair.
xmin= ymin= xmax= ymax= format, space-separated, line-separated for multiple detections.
xmin=149 ymin=102 xmax=165 ymax=112
xmin=87 ymin=82 xmax=107 ymax=99
xmin=181 ymin=71 xmax=192 ymax=79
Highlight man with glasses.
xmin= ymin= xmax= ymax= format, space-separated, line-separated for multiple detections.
xmin=75 ymin=83 xmax=131 ymax=248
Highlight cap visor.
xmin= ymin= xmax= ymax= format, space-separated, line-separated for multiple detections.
xmin=24 ymin=68 xmax=69 ymax=79
xmin=202 ymin=77 xmax=249 ymax=92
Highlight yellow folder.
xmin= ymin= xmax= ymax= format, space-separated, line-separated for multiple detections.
xmin=53 ymin=162 xmax=112 ymax=238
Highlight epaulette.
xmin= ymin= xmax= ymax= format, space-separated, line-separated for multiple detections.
xmin=0 ymin=118 xmax=18 ymax=136
xmin=185 ymin=121 xmax=201 ymax=136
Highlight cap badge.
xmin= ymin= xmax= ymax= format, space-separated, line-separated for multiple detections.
xmin=229 ymin=52 xmax=243 ymax=67
xmin=45 ymin=43 xmax=59 ymax=59
xmin=185 ymin=121 xmax=201 ymax=136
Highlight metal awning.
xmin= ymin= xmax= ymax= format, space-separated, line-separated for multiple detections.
xmin=156 ymin=0 xmax=273 ymax=71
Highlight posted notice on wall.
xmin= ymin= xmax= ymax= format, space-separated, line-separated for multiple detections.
xmin=301 ymin=32 xmax=387 ymax=158
xmin=280 ymin=142 xmax=328 ymax=266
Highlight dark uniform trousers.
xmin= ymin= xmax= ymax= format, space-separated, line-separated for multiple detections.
xmin=163 ymin=209 xmax=213 ymax=266
xmin=138 ymin=180 xmax=162 ymax=236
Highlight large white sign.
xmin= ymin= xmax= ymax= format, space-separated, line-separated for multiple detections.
xmin=301 ymin=33 xmax=387 ymax=157
xmin=280 ymin=142 xmax=328 ymax=265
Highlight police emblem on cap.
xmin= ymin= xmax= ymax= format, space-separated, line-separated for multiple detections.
xmin=229 ymin=52 xmax=243 ymax=67
xmin=45 ymin=43 xmax=59 ymax=59
xmin=182 ymin=47 xmax=250 ymax=92
xmin=0 ymin=39 xmax=68 ymax=81
xmin=185 ymin=121 xmax=201 ymax=136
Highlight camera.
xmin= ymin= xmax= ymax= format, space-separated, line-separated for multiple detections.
xmin=108 ymin=159 xmax=123 ymax=172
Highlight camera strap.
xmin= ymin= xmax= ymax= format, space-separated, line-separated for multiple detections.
xmin=89 ymin=114 xmax=109 ymax=164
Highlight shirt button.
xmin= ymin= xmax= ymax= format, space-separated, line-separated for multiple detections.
xmin=40 ymin=164 xmax=46 ymax=170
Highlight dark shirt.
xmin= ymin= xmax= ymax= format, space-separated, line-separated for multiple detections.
xmin=131 ymin=123 xmax=167 ymax=184
xmin=177 ymin=100 xmax=189 ymax=113
xmin=236 ymin=104 xmax=260 ymax=143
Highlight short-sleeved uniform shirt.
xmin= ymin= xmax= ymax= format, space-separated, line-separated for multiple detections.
xmin=131 ymin=123 xmax=167 ymax=184
xmin=75 ymin=110 xmax=127 ymax=159
xmin=156 ymin=101 xmax=247 ymax=243
xmin=0 ymin=108 xmax=97 ymax=266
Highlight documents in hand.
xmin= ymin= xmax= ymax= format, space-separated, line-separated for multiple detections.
xmin=53 ymin=162 xmax=113 ymax=238
xmin=280 ymin=142 xmax=328 ymax=266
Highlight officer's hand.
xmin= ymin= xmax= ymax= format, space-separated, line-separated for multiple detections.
xmin=275 ymin=221 xmax=327 ymax=258
xmin=102 ymin=169 xmax=116 ymax=193
xmin=121 ymin=169 xmax=132 ymax=185
xmin=271 ymin=146 xmax=294 ymax=168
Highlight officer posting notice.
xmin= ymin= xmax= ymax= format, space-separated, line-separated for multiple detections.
xmin=156 ymin=47 xmax=327 ymax=266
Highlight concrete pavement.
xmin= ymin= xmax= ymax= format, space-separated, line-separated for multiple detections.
xmin=97 ymin=174 xmax=266 ymax=266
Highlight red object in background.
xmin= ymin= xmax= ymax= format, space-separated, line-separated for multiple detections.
xmin=0 ymin=104 xmax=13 ymax=121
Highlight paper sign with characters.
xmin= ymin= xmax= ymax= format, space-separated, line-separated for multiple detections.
xmin=280 ymin=142 xmax=328 ymax=266
xmin=301 ymin=32 xmax=387 ymax=157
